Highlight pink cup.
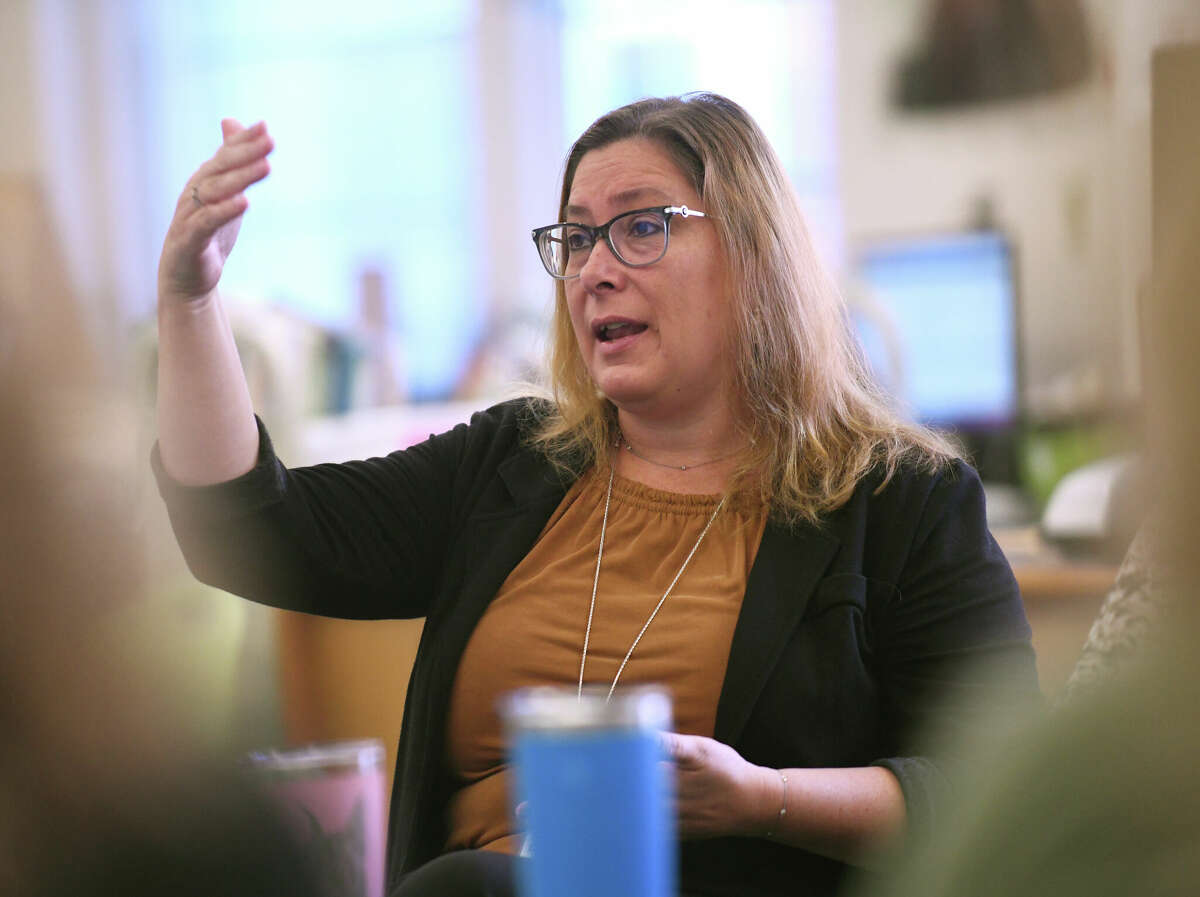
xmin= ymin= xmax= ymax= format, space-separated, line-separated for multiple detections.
xmin=246 ymin=740 xmax=387 ymax=897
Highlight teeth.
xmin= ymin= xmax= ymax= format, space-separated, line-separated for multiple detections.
xmin=596 ymin=321 xmax=645 ymax=341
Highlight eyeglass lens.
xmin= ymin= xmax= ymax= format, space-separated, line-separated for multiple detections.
xmin=538 ymin=208 xmax=668 ymax=278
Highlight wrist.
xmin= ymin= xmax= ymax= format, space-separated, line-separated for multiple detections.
xmin=740 ymin=765 xmax=787 ymax=839
xmin=761 ymin=767 xmax=789 ymax=840
xmin=158 ymin=284 xmax=220 ymax=317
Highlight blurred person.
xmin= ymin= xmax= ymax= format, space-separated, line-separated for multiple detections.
xmin=844 ymin=359 xmax=1200 ymax=897
xmin=1057 ymin=518 xmax=1169 ymax=705
xmin=152 ymin=94 xmax=1040 ymax=897
xmin=848 ymin=44 xmax=1200 ymax=897
xmin=847 ymin=625 xmax=1200 ymax=897
xmin=0 ymin=284 xmax=325 ymax=897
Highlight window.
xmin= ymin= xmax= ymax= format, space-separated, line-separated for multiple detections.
xmin=136 ymin=0 xmax=482 ymax=399
xmin=560 ymin=0 xmax=839 ymax=261
xmin=132 ymin=0 xmax=838 ymax=402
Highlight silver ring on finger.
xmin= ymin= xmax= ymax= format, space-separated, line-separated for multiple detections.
xmin=191 ymin=185 xmax=205 ymax=208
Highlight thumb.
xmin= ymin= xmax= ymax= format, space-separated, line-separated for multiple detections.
xmin=220 ymin=117 xmax=244 ymax=140
xmin=659 ymin=730 xmax=686 ymax=760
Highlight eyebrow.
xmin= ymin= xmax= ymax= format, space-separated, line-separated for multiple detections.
xmin=564 ymin=187 xmax=672 ymax=220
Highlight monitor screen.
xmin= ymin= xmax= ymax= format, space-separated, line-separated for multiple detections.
xmin=850 ymin=230 xmax=1019 ymax=431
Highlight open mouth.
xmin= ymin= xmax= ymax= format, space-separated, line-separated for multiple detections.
xmin=594 ymin=320 xmax=649 ymax=342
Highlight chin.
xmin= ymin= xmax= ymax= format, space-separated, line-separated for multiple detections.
xmin=594 ymin=386 xmax=641 ymax=409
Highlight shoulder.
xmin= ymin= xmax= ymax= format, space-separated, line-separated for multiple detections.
xmin=819 ymin=456 xmax=988 ymax=563
xmin=416 ymin=396 xmax=550 ymax=462
xmin=429 ymin=396 xmax=567 ymax=493
xmin=856 ymin=454 xmax=980 ymax=518
xmin=463 ymin=396 xmax=553 ymax=440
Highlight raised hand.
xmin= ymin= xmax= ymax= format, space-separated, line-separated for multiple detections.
xmin=157 ymin=119 xmax=274 ymax=304
xmin=661 ymin=731 xmax=777 ymax=839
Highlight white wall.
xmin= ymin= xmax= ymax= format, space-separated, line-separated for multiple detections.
xmin=0 ymin=1 xmax=38 ymax=176
xmin=836 ymin=0 xmax=1118 ymax=415
xmin=835 ymin=0 xmax=1200 ymax=417
xmin=0 ymin=0 xmax=151 ymax=372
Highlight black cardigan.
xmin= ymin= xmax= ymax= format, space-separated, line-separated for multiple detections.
xmin=154 ymin=399 xmax=1040 ymax=897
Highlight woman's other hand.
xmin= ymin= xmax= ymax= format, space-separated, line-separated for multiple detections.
xmin=157 ymin=119 xmax=274 ymax=304
xmin=661 ymin=731 xmax=777 ymax=839
xmin=664 ymin=731 xmax=907 ymax=863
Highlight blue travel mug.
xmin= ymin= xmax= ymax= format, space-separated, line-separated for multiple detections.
xmin=501 ymin=685 xmax=675 ymax=897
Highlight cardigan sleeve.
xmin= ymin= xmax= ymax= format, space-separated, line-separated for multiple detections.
xmin=151 ymin=405 xmax=508 ymax=620
xmin=870 ymin=459 xmax=1043 ymax=838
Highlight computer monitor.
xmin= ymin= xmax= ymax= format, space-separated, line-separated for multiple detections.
xmin=850 ymin=229 xmax=1022 ymax=483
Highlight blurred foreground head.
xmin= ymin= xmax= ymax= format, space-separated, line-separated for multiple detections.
xmin=0 ymin=218 xmax=321 ymax=896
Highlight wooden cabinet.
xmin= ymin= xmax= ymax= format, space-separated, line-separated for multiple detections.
xmin=276 ymin=612 xmax=424 ymax=797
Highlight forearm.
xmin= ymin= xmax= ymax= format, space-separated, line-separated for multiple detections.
xmin=744 ymin=764 xmax=906 ymax=866
xmin=156 ymin=289 xmax=259 ymax=485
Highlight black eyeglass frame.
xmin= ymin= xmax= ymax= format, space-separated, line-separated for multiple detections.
xmin=530 ymin=204 xmax=708 ymax=280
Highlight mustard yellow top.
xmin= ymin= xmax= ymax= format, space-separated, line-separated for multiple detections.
xmin=444 ymin=466 xmax=768 ymax=854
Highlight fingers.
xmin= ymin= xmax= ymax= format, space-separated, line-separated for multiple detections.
xmin=180 ymin=121 xmax=273 ymax=212
xmin=195 ymin=120 xmax=272 ymax=182
xmin=192 ymin=156 xmax=271 ymax=209
xmin=158 ymin=118 xmax=270 ymax=302
xmin=185 ymin=193 xmax=249 ymax=244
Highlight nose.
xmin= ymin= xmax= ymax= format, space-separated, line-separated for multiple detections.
xmin=577 ymin=234 xmax=627 ymax=294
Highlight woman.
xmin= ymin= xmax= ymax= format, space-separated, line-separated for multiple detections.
xmin=154 ymin=94 xmax=1040 ymax=897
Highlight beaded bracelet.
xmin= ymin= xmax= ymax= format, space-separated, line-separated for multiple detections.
xmin=764 ymin=770 xmax=789 ymax=839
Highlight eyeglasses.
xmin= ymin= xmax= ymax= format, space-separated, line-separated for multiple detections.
xmin=531 ymin=205 xmax=708 ymax=280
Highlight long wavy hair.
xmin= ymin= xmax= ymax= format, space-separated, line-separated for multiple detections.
xmin=531 ymin=93 xmax=958 ymax=524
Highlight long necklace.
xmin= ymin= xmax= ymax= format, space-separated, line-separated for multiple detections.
xmin=577 ymin=467 xmax=727 ymax=701
xmin=621 ymin=438 xmax=740 ymax=472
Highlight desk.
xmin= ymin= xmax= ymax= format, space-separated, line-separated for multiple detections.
xmin=997 ymin=527 xmax=1120 ymax=696
xmin=1013 ymin=562 xmax=1120 ymax=601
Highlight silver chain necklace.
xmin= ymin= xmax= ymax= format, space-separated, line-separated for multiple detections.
xmin=621 ymin=439 xmax=740 ymax=472
xmin=577 ymin=467 xmax=727 ymax=701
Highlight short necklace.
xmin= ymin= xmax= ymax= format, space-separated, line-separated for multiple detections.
xmin=577 ymin=467 xmax=727 ymax=701
xmin=621 ymin=438 xmax=740 ymax=472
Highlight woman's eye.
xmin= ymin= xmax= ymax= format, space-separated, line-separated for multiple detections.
xmin=565 ymin=229 xmax=592 ymax=251
xmin=624 ymin=215 xmax=665 ymax=239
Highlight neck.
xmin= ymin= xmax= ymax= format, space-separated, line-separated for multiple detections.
xmin=617 ymin=406 xmax=741 ymax=458
xmin=614 ymin=405 xmax=746 ymax=493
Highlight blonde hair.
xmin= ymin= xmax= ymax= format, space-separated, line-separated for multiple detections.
xmin=531 ymin=93 xmax=958 ymax=524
